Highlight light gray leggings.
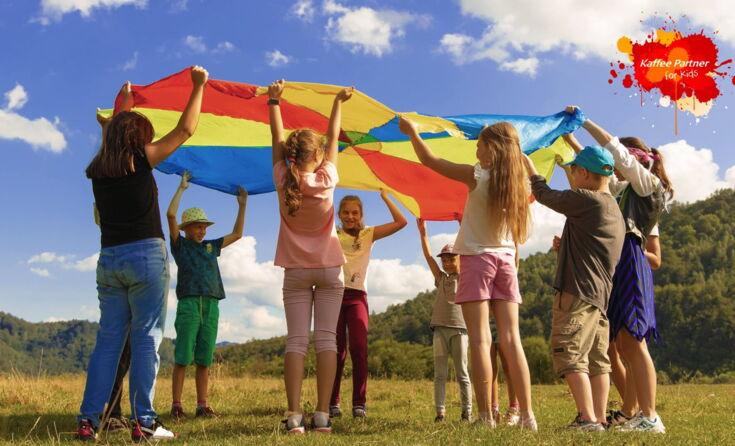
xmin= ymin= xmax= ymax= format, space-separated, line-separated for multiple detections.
xmin=433 ymin=326 xmax=472 ymax=414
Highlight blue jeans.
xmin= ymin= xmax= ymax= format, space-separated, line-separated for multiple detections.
xmin=78 ymin=238 xmax=169 ymax=428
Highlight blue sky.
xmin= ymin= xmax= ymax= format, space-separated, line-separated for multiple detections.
xmin=2 ymin=0 xmax=734 ymax=342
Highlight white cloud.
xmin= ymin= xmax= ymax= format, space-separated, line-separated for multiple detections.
xmin=169 ymin=0 xmax=188 ymax=12
xmin=500 ymin=57 xmax=539 ymax=77
xmin=265 ymin=49 xmax=292 ymax=67
xmin=183 ymin=35 xmax=207 ymax=53
xmin=121 ymin=51 xmax=138 ymax=71
xmin=656 ymin=140 xmax=735 ymax=203
xmin=291 ymin=0 xmax=315 ymax=22
xmin=183 ymin=35 xmax=236 ymax=54
xmin=217 ymin=237 xmax=284 ymax=308
xmin=30 ymin=268 xmax=51 ymax=278
xmin=26 ymin=251 xmax=99 ymax=274
xmin=0 ymin=84 xmax=66 ymax=153
xmin=37 ymin=0 xmax=147 ymax=24
xmin=4 ymin=84 xmax=28 ymax=110
xmin=323 ymin=0 xmax=431 ymax=57
xmin=366 ymin=259 xmax=433 ymax=312
xmin=441 ymin=0 xmax=735 ymax=75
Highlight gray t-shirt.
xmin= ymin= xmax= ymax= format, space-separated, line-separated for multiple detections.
xmin=430 ymin=273 xmax=466 ymax=329
xmin=531 ymin=175 xmax=625 ymax=311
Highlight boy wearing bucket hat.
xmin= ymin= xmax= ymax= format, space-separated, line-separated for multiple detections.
xmin=417 ymin=219 xmax=472 ymax=423
xmin=166 ymin=172 xmax=248 ymax=419
xmin=522 ymin=143 xmax=624 ymax=431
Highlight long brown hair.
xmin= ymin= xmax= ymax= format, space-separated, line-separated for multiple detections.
xmin=338 ymin=195 xmax=364 ymax=237
xmin=478 ymin=122 xmax=531 ymax=244
xmin=619 ymin=136 xmax=674 ymax=200
xmin=86 ymin=111 xmax=154 ymax=179
xmin=282 ymin=129 xmax=325 ymax=216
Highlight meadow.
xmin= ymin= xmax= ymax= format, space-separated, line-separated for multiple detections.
xmin=1 ymin=370 xmax=733 ymax=445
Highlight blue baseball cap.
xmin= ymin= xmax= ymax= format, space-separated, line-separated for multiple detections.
xmin=566 ymin=145 xmax=615 ymax=176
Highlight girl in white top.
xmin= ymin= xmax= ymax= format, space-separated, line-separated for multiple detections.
xmin=329 ymin=191 xmax=407 ymax=418
xmin=398 ymin=117 xmax=536 ymax=430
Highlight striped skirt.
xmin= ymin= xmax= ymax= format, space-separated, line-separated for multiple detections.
xmin=607 ymin=234 xmax=659 ymax=343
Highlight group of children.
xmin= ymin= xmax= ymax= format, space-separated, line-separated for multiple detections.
xmin=94 ymin=75 xmax=671 ymax=438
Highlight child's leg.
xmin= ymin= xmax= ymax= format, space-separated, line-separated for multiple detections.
xmin=329 ymin=300 xmax=348 ymax=407
xmin=492 ymin=301 xmax=533 ymax=419
xmin=490 ymin=343 xmax=499 ymax=412
xmin=618 ymin=330 xmax=658 ymax=418
xmin=195 ymin=365 xmax=209 ymax=405
xmin=312 ymin=267 xmax=344 ymax=413
xmin=346 ymin=294 xmax=369 ymax=408
xmin=460 ymin=300 xmax=493 ymax=420
xmin=172 ymin=365 xmax=187 ymax=405
xmin=565 ymin=373 xmax=596 ymax=421
xmin=193 ymin=297 xmax=219 ymax=407
xmin=589 ymin=314 xmax=612 ymax=423
xmin=608 ymin=342 xmax=627 ymax=400
xmin=433 ymin=328 xmax=450 ymax=416
xmin=590 ymin=374 xmax=610 ymax=423
xmin=450 ymin=331 xmax=472 ymax=416
xmin=497 ymin=344 xmax=519 ymax=407
xmin=282 ymin=268 xmax=315 ymax=413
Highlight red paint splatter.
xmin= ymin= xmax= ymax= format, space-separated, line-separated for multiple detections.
xmin=610 ymin=70 xmax=618 ymax=78
xmin=623 ymin=74 xmax=633 ymax=88
xmin=732 ymin=76 xmax=735 ymax=85
xmin=608 ymin=79 xmax=614 ymax=84
xmin=619 ymin=63 xmax=626 ymax=70
xmin=630 ymin=33 xmax=724 ymax=102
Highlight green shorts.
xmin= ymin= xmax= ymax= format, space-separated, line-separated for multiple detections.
xmin=174 ymin=296 xmax=220 ymax=367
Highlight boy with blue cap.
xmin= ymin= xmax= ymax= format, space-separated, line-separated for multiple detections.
xmin=522 ymin=139 xmax=625 ymax=431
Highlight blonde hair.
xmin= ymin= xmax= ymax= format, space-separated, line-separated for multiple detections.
xmin=478 ymin=122 xmax=531 ymax=244
xmin=338 ymin=195 xmax=364 ymax=237
xmin=282 ymin=129 xmax=326 ymax=216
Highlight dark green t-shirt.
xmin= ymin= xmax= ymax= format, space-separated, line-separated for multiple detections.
xmin=171 ymin=236 xmax=225 ymax=300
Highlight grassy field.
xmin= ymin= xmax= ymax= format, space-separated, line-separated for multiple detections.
xmin=1 ymin=370 xmax=733 ymax=445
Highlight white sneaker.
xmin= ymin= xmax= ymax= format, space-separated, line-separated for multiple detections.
xmin=282 ymin=412 xmax=305 ymax=434
xmin=520 ymin=416 xmax=538 ymax=432
xmin=131 ymin=420 xmax=176 ymax=443
xmin=623 ymin=415 xmax=666 ymax=433
xmin=504 ymin=407 xmax=521 ymax=426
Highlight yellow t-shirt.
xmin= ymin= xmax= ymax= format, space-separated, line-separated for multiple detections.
xmin=338 ymin=226 xmax=375 ymax=292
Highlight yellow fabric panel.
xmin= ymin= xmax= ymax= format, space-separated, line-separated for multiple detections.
xmin=256 ymin=83 xmax=396 ymax=134
xmin=337 ymin=147 xmax=421 ymax=216
xmin=130 ymin=108 xmax=272 ymax=147
xmin=400 ymin=112 xmax=464 ymax=138
xmin=373 ymin=138 xmax=477 ymax=164
xmin=528 ymin=136 xmax=576 ymax=181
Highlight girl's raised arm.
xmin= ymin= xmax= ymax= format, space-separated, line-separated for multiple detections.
xmin=417 ymin=219 xmax=442 ymax=282
xmin=325 ymin=87 xmax=354 ymax=164
xmin=268 ymin=80 xmax=286 ymax=166
xmin=166 ymin=172 xmax=190 ymax=244
xmin=373 ymin=190 xmax=408 ymax=241
xmin=398 ymin=115 xmax=475 ymax=188
xmin=146 ymin=66 xmax=208 ymax=167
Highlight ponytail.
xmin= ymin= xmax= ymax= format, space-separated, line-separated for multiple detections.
xmin=650 ymin=148 xmax=674 ymax=201
xmin=281 ymin=129 xmax=325 ymax=216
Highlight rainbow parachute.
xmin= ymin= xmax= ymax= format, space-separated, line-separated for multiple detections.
xmin=100 ymin=68 xmax=585 ymax=220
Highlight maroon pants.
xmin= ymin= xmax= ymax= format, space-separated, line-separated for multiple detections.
xmin=330 ymin=288 xmax=369 ymax=407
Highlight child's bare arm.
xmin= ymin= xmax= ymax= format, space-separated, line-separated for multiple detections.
xmin=325 ymin=87 xmax=354 ymax=164
xmin=397 ymin=115 xmax=475 ymax=188
xmin=373 ymin=190 xmax=408 ymax=241
xmin=268 ymin=80 xmax=286 ymax=166
xmin=166 ymin=172 xmax=190 ymax=244
xmin=146 ymin=66 xmax=208 ymax=167
xmin=644 ymin=235 xmax=662 ymax=270
xmin=417 ymin=219 xmax=442 ymax=282
xmin=223 ymin=187 xmax=248 ymax=248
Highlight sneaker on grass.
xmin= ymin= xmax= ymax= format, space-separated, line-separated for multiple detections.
xmin=460 ymin=410 xmax=472 ymax=422
xmin=75 ymin=419 xmax=96 ymax=442
xmin=170 ymin=405 xmax=186 ymax=421
xmin=566 ymin=414 xmax=605 ymax=432
xmin=619 ymin=415 xmax=666 ymax=433
xmin=520 ymin=416 xmax=538 ymax=432
xmin=606 ymin=409 xmax=634 ymax=427
xmin=352 ymin=406 xmax=367 ymax=418
xmin=282 ymin=412 xmax=305 ymax=434
xmin=329 ymin=405 xmax=342 ymax=418
xmin=310 ymin=412 xmax=332 ymax=434
xmin=195 ymin=406 xmax=218 ymax=418
xmin=504 ymin=407 xmax=521 ymax=426
xmin=102 ymin=416 xmax=129 ymax=432
xmin=131 ymin=419 xmax=176 ymax=443
xmin=434 ymin=413 xmax=445 ymax=423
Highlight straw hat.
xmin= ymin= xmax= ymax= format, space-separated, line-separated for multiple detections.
xmin=179 ymin=207 xmax=214 ymax=229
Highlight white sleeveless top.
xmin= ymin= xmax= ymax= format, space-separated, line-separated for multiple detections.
xmin=454 ymin=164 xmax=516 ymax=256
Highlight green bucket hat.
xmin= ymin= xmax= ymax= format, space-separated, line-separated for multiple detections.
xmin=180 ymin=207 xmax=214 ymax=229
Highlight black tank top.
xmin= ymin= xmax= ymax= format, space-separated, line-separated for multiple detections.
xmin=92 ymin=153 xmax=164 ymax=248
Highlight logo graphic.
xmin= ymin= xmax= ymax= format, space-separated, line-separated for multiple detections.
xmin=609 ymin=19 xmax=732 ymax=133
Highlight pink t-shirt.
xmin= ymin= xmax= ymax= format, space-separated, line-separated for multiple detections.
xmin=273 ymin=160 xmax=346 ymax=269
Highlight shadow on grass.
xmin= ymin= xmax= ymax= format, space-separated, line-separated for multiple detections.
xmin=0 ymin=413 xmax=78 ymax=442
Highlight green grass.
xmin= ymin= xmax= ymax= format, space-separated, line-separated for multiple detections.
xmin=1 ymin=370 xmax=734 ymax=445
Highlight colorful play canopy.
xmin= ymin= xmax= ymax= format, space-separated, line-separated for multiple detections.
xmin=100 ymin=68 xmax=585 ymax=221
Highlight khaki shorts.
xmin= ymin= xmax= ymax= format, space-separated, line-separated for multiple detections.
xmin=551 ymin=292 xmax=611 ymax=377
